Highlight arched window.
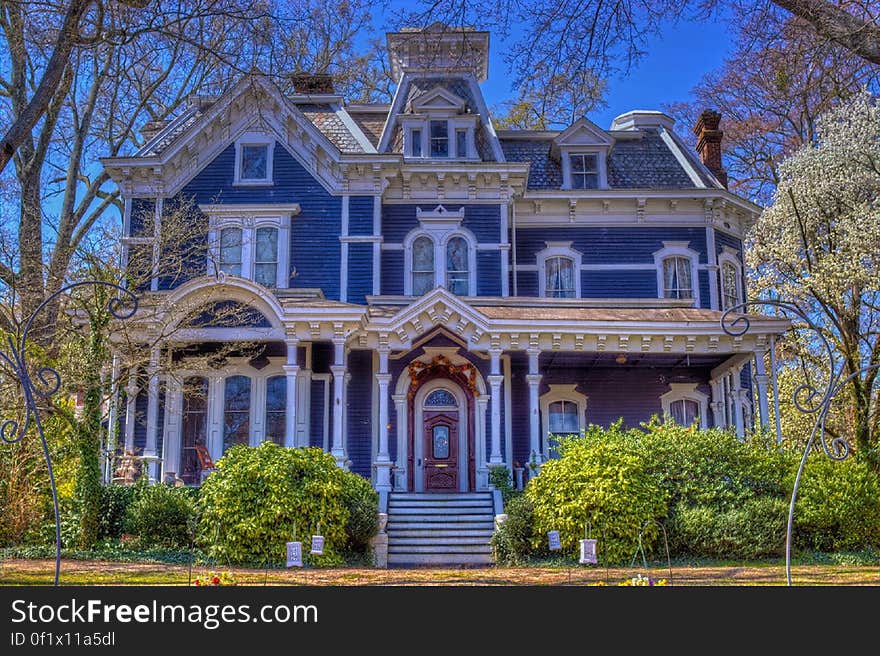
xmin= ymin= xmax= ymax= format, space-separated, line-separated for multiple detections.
xmin=662 ymin=256 xmax=693 ymax=299
xmin=720 ymin=259 xmax=742 ymax=311
xmin=180 ymin=377 xmax=208 ymax=485
xmin=412 ymin=235 xmax=435 ymax=296
xmin=540 ymin=384 xmax=587 ymax=460
xmin=223 ymin=375 xmax=251 ymax=452
xmin=254 ymin=227 xmax=279 ymax=288
xmin=424 ymin=388 xmax=457 ymax=408
xmin=446 ymin=237 xmax=469 ymax=295
xmin=544 ymin=256 xmax=576 ymax=298
xmin=661 ymin=383 xmax=709 ymax=430
xmin=537 ymin=242 xmax=582 ymax=298
xmin=265 ymin=376 xmax=286 ymax=445
xmin=219 ymin=228 xmax=243 ymax=277
xmin=548 ymin=400 xmax=579 ymax=435
xmin=669 ymin=399 xmax=700 ymax=427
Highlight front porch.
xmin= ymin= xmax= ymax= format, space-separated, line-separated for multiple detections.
xmin=109 ymin=284 xmax=789 ymax=490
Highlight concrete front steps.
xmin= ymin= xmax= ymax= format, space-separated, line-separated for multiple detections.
xmin=387 ymin=492 xmax=495 ymax=566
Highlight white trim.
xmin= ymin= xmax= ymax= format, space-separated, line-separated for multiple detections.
xmin=706 ymin=225 xmax=719 ymax=310
xmin=653 ymin=241 xmax=701 ymax=307
xmin=233 ymin=133 xmax=274 ymax=186
xmin=537 ymin=242 xmax=582 ymax=298
xmin=500 ymin=204 xmax=510 ymax=297
xmin=403 ymin=219 xmax=478 ymax=296
xmin=340 ymin=195 xmax=349 ymax=302
xmin=718 ymin=247 xmax=744 ymax=311
xmin=659 ymin=128 xmax=705 ymax=188
xmin=539 ymin=384 xmax=587 ymax=460
xmin=333 ymin=105 xmax=378 ymax=154
xmin=660 ymin=383 xmax=709 ymax=430
xmin=202 ymin=206 xmax=295 ymax=290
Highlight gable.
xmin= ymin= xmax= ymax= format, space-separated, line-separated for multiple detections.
xmin=554 ymin=118 xmax=614 ymax=149
xmin=411 ymin=86 xmax=466 ymax=113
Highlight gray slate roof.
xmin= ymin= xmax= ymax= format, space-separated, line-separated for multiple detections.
xmin=501 ymin=128 xmax=723 ymax=190
xmin=500 ymin=139 xmax=561 ymax=189
xmin=137 ymin=106 xmax=204 ymax=157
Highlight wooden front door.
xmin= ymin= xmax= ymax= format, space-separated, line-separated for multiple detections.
xmin=423 ymin=411 xmax=458 ymax=492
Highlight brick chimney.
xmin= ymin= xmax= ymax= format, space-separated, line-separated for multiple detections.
xmin=693 ymin=109 xmax=728 ymax=188
xmin=291 ymin=72 xmax=335 ymax=95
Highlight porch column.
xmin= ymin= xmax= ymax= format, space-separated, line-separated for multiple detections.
xmin=475 ymin=395 xmax=490 ymax=489
xmin=283 ymin=336 xmax=300 ymax=448
xmin=375 ymin=343 xmax=393 ymax=493
xmin=144 ymin=345 xmax=161 ymax=481
xmin=709 ymin=377 xmax=726 ymax=428
xmin=161 ymin=376 xmax=182 ymax=482
xmin=731 ymin=367 xmax=745 ymax=439
xmin=526 ymin=348 xmax=543 ymax=467
xmin=392 ymin=394 xmax=407 ymax=490
xmin=770 ymin=335 xmax=783 ymax=443
xmin=488 ymin=348 xmax=504 ymax=466
xmin=753 ymin=349 xmax=771 ymax=431
xmin=330 ymin=337 xmax=348 ymax=468
xmin=123 ymin=367 xmax=138 ymax=453
xmin=104 ymin=356 xmax=120 ymax=484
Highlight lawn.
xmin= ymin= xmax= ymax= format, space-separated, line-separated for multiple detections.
xmin=2 ymin=558 xmax=879 ymax=586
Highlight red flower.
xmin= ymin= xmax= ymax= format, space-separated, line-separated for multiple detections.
xmin=212 ymin=576 xmax=220 ymax=585
xmin=195 ymin=580 xmax=201 ymax=586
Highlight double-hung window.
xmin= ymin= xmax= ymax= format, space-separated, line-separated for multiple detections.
xmin=662 ymin=256 xmax=694 ymax=299
xmin=412 ymin=235 xmax=435 ymax=296
xmin=254 ymin=227 xmax=279 ymax=288
xmin=430 ymin=120 xmax=449 ymax=157
xmin=219 ymin=228 xmax=243 ymax=277
xmin=569 ymin=153 xmax=599 ymax=189
xmin=544 ymin=256 xmax=576 ymax=298
xmin=445 ymin=237 xmax=469 ymax=295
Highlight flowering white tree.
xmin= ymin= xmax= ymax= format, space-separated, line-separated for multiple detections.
xmin=748 ymin=89 xmax=880 ymax=468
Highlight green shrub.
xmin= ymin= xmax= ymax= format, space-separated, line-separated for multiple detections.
xmin=526 ymin=430 xmax=669 ymax=564
xmin=793 ymin=455 xmax=880 ymax=552
xmin=489 ymin=465 xmax=516 ymax=504
xmin=632 ymin=419 xmax=789 ymax=511
xmin=197 ymin=443 xmax=378 ymax=566
xmin=125 ymin=483 xmax=196 ymax=549
xmin=341 ymin=473 xmax=380 ymax=552
xmin=98 ymin=484 xmax=140 ymax=541
xmin=491 ymin=494 xmax=534 ymax=565
xmin=672 ymin=497 xmax=788 ymax=559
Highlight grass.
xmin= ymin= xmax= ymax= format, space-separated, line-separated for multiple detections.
xmin=2 ymin=556 xmax=880 ymax=586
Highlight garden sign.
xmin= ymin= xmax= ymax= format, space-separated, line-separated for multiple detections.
xmin=286 ymin=541 xmax=303 ymax=568
xmin=547 ymin=530 xmax=562 ymax=551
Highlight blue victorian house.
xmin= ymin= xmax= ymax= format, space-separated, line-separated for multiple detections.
xmin=101 ymin=25 xmax=788 ymax=564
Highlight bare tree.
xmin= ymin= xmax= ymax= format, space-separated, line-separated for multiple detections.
xmin=666 ymin=6 xmax=880 ymax=204
xmin=391 ymin=1 xmax=880 ymax=100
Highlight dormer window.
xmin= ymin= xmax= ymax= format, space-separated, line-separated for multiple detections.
xmin=570 ymin=153 xmax=599 ymax=189
xmin=234 ymin=134 xmax=274 ymax=185
xmin=430 ymin=120 xmax=449 ymax=157
xmin=410 ymin=128 xmax=423 ymax=157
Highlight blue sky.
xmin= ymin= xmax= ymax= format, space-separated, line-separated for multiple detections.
xmin=376 ymin=9 xmax=735 ymax=129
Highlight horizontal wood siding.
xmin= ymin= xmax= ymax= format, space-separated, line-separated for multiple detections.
xmin=515 ymin=227 xmax=708 ymax=264
xmin=698 ymin=270 xmax=710 ymax=309
xmin=538 ymin=353 xmax=712 ymax=429
xmin=158 ymin=200 xmax=207 ymax=289
xmin=381 ymin=250 xmax=404 ymax=295
xmin=476 ymin=251 xmax=501 ymax=296
xmin=346 ymin=350 xmax=373 ymax=479
xmin=516 ymin=270 xmax=538 ymax=296
xmin=583 ymin=270 xmax=657 ymax=298
xmin=715 ymin=230 xmax=743 ymax=257
xmin=129 ymin=198 xmax=154 ymax=237
xmin=348 ymin=196 xmax=374 ymax=235
xmin=180 ymin=143 xmax=342 ymax=299
xmin=309 ymin=378 xmax=325 ymax=449
xmin=508 ymin=353 xmax=531 ymax=469
xmin=347 ymin=243 xmax=373 ymax=305
xmin=134 ymin=390 xmax=147 ymax=453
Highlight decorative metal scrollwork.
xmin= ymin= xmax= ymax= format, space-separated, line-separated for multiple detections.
xmin=721 ymin=300 xmax=864 ymax=585
xmin=0 ymin=281 xmax=138 ymax=586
